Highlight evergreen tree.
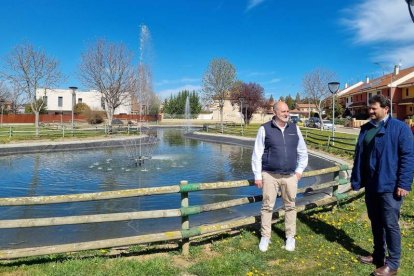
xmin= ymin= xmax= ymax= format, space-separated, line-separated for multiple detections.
xmin=295 ymin=92 xmax=301 ymax=104
xmin=285 ymin=94 xmax=295 ymax=110
xmin=162 ymin=90 xmax=202 ymax=118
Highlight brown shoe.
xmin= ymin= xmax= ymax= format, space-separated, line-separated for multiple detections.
xmin=358 ymin=255 xmax=385 ymax=268
xmin=359 ymin=255 xmax=374 ymax=264
xmin=373 ymin=265 xmax=398 ymax=276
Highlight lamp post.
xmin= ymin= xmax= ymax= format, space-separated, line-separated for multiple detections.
xmin=69 ymin=86 xmax=78 ymax=130
xmin=328 ymin=82 xmax=340 ymax=145
xmin=239 ymin=97 xmax=245 ymax=135
xmin=407 ymin=0 xmax=414 ymax=23
xmin=244 ymin=101 xmax=248 ymax=126
xmin=374 ymin=62 xmax=394 ymax=116
xmin=0 ymin=99 xmax=5 ymax=128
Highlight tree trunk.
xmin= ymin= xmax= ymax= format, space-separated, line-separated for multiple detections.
xmin=35 ymin=111 xmax=40 ymax=137
xmin=107 ymin=110 xmax=113 ymax=127
xmin=220 ymin=107 xmax=224 ymax=133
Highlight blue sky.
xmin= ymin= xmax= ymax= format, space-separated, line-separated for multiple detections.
xmin=1 ymin=0 xmax=414 ymax=100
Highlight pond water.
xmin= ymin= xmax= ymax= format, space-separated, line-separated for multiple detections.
xmin=0 ymin=128 xmax=334 ymax=249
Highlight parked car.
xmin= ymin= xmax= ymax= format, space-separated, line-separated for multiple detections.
xmin=289 ymin=117 xmax=302 ymax=124
xmin=322 ymin=120 xmax=336 ymax=131
xmin=305 ymin=117 xmax=321 ymax=128
xmin=111 ymin=118 xmax=124 ymax=125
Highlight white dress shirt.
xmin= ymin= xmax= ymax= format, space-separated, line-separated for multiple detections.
xmin=251 ymin=122 xmax=308 ymax=181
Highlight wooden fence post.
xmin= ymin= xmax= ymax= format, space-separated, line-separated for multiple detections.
xmin=327 ymin=136 xmax=331 ymax=149
xmin=62 ymin=126 xmax=65 ymax=138
xmin=180 ymin=180 xmax=190 ymax=255
xmin=332 ymin=170 xmax=339 ymax=204
xmin=9 ymin=126 xmax=12 ymax=138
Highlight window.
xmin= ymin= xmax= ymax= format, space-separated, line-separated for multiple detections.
xmin=368 ymin=93 xmax=372 ymax=99
xmin=78 ymin=98 xmax=82 ymax=103
xmin=58 ymin=97 xmax=63 ymax=107
xmin=377 ymin=91 xmax=381 ymax=95
xmin=406 ymin=89 xmax=409 ymax=97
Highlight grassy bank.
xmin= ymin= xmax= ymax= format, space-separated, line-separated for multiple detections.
xmin=1 ymin=193 xmax=413 ymax=275
xmin=204 ymin=123 xmax=358 ymax=160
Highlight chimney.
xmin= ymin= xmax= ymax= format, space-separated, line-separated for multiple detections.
xmin=394 ymin=64 xmax=400 ymax=75
xmin=345 ymin=83 xmax=349 ymax=89
xmin=366 ymin=76 xmax=370 ymax=83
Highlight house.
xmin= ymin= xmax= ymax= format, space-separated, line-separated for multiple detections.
xmin=36 ymin=88 xmax=132 ymax=115
xmin=338 ymin=65 xmax=414 ymax=120
xmin=396 ymin=76 xmax=414 ymax=119
xmin=291 ymin=103 xmax=318 ymax=118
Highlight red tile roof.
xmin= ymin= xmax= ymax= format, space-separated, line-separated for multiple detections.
xmin=359 ymin=66 xmax=414 ymax=92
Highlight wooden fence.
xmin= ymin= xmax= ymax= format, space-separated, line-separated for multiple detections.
xmin=0 ymin=124 xmax=152 ymax=139
xmin=0 ymin=114 xmax=160 ymax=124
xmin=303 ymin=130 xmax=357 ymax=154
xmin=202 ymin=124 xmax=357 ymax=155
xmin=0 ymin=164 xmax=360 ymax=260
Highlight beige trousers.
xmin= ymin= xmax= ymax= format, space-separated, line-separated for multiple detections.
xmin=261 ymin=171 xmax=298 ymax=238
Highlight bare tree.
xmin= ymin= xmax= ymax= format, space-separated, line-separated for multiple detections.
xmin=202 ymin=58 xmax=236 ymax=132
xmin=8 ymin=83 xmax=25 ymax=114
xmin=0 ymin=81 xmax=10 ymax=101
xmin=79 ymin=39 xmax=135 ymax=126
xmin=302 ymin=68 xmax=337 ymax=128
xmin=1 ymin=43 xmax=62 ymax=135
xmin=135 ymin=63 xmax=154 ymax=117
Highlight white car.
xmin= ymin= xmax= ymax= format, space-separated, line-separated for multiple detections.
xmin=322 ymin=120 xmax=336 ymax=130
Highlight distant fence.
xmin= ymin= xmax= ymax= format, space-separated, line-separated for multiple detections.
xmin=303 ymin=130 xmax=357 ymax=154
xmin=0 ymin=164 xmax=361 ymax=260
xmin=0 ymin=125 xmax=146 ymax=140
xmin=0 ymin=114 xmax=160 ymax=124
xmin=202 ymin=124 xmax=358 ymax=155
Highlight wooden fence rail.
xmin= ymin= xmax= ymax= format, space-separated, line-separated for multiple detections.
xmin=303 ymin=130 xmax=356 ymax=153
xmin=0 ymin=164 xmax=354 ymax=259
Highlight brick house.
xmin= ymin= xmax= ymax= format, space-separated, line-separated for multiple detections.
xmin=339 ymin=65 xmax=414 ymax=120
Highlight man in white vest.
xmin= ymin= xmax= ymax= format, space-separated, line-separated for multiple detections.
xmin=252 ymin=101 xmax=308 ymax=252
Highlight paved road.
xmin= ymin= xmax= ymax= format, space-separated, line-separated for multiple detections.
xmin=335 ymin=125 xmax=360 ymax=135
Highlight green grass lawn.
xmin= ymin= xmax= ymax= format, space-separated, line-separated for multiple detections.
xmin=1 ymin=193 xmax=413 ymax=275
xmin=205 ymin=123 xmax=358 ymax=159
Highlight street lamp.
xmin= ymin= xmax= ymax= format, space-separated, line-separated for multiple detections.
xmin=328 ymin=82 xmax=340 ymax=145
xmin=239 ymin=97 xmax=245 ymax=135
xmin=69 ymin=86 xmax=78 ymax=130
xmin=0 ymin=99 xmax=5 ymax=128
xmin=406 ymin=0 xmax=414 ymax=23
xmin=374 ymin=62 xmax=395 ymax=116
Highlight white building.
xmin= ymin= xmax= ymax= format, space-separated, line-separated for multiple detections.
xmin=36 ymin=88 xmax=132 ymax=115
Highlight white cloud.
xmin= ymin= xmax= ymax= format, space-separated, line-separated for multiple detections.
xmin=157 ymin=84 xmax=202 ymax=100
xmin=267 ymin=78 xmax=281 ymax=84
xmin=342 ymin=0 xmax=414 ymax=66
xmin=342 ymin=0 xmax=414 ymax=44
xmin=246 ymin=71 xmax=275 ymax=77
xmin=373 ymin=45 xmax=414 ymax=67
xmin=155 ymin=77 xmax=199 ymax=86
xmin=246 ymin=0 xmax=266 ymax=12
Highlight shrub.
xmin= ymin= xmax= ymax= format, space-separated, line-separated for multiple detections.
xmin=74 ymin=103 xmax=91 ymax=115
xmin=86 ymin=111 xmax=104 ymax=124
